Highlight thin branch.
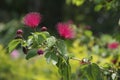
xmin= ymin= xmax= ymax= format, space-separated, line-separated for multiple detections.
xmin=70 ymin=57 xmax=82 ymax=61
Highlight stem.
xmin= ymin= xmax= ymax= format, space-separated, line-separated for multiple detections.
xmin=71 ymin=57 xmax=82 ymax=61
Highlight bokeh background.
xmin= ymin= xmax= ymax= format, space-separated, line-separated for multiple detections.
xmin=0 ymin=0 xmax=120 ymax=80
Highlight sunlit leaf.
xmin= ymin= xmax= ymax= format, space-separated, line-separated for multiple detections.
xmin=8 ymin=39 xmax=21 ymax=53
xmin=72 ymin=0 xmax=85 ymax=6
xmin=84 ymin=30 xmax=93 ymax=37
xmin=46 ymin=36 xmax=56 ymax=48
xmin=56 ymin=39 xmax=68 ymax=55
xmin=30 ymin=32 xmax=50 ymax=48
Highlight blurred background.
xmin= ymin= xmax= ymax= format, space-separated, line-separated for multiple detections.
xmin=0 ymin=0 xmax=120 ymax=80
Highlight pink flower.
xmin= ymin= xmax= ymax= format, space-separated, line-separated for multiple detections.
xmin=57 ymin=22 xmax=75 ymax=39
xmin=23 ymin=12 xmax=42 ymax=28
xmin=10 ymin=50 xmax=20 ymax=59
xmin=107 ymin=42 xmax=119 ymax=49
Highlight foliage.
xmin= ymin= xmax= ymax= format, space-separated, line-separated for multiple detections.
xmin=0 ymin=44 xmax=60 ymax=80
xmin=66 ymin=0 xmax=120 ymax=11
xmin=8 ymin=30 xmax=72 ymax=80
xmin=64 ymin=0 xmax=120 ymax=34
xmin=0 ymin=0 xmax=119 ymax=80
xmin=69 ymin=25 xmax=120 ymax=80
xmin=7 ymin=21 xmax=120 ymax=80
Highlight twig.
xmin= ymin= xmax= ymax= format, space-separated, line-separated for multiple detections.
xmin=71 ymin=57 xmax=82 ymax=61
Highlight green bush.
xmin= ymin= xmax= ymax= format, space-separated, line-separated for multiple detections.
xmin=0 ymin=45 xmax=60 ymax=80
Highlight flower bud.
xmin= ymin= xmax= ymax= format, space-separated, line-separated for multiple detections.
xmin=37 ymin=49 xmax=44 ymax=55
xmin=41 ymin=26 xmax=47 ymax=31
xmin=16 ymin=29 xmax=23 ymax=34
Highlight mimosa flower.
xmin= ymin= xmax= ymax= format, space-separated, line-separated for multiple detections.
xmin=108 ymin=42 xmax=119 ymax=49
xmin=23 ymin=12 xmax=41 ymax=28
xmin=57 ymin=22 xmax=75 ymax=39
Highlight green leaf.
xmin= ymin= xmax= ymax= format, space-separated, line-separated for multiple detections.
xmin=27 ymin=36 xmax=33 ymax=48
xmin=94 ymin=4 xmax=103 ymax=11
xmin=84 ymin=30 xmax=93 ymax=37
xmin=72 ymin=0 xmax=85 ymax=6
xmin=44 ymin=50 xmax=52 ymax=63
xmin=90 ymin=63 xmax=103 ymax=80
xmin=56 ymin=57 xmax=71 ymax=80
xmin=30 ymin=32 xmax=50 ymax=48
xmin=21 ymin=40 xmax=27 ymax=47
xmin=51 ymin=52 xmax=58 ymax=65
xmin=80 ymin=63 xmax=104 ymax=80
xmin=26 ymin=49 xmax=38 ymax=60
xmin=100 ymin=34 xmax=112 ymax=43
xmin=45 ymin=48 xmax=58 ymax=64
xmin=37 ymin=32 xmax=50 ymax=44
xmin=32 ymin=33 xmax=40 ymax=47
xmin=56 ymin=40 xmax=67 ymax=55
xmin=8 ymin=39 xmax=21 ymax=53
xmin=38 ymin=35 xmax=45 ymax=44
xmin=46 ymin=36 xmax=56 ymax=48
xmin=39 ymin=32 xmax=50 ymax=38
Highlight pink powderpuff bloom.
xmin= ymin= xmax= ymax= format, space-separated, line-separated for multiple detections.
xmin=10 ymin=50 xmax=20 ymax=59
xmin=107 ymin=42 xmax=119 ymax=49
xmin=23 ymin=12 xmax=42 ymax=28
xmin=57 ymin=22 xmax=75 ymax=39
